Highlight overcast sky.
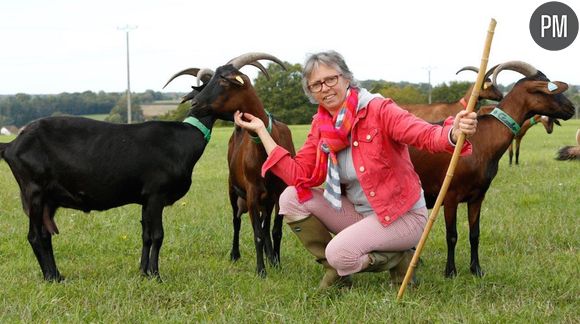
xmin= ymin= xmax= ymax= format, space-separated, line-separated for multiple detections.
xmin=0 ymin=0 xmax=578 ymax=95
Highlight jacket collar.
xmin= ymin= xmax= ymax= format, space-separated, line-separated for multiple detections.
xmin=355 ymin=88 xmax=383 ymax=119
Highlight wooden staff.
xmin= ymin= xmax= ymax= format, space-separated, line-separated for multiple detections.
xmin=396 ymin=18 xmax=497 ymax=301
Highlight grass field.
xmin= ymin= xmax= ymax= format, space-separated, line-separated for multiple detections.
xmin=0 ymin=119 xmax=578 ymax=322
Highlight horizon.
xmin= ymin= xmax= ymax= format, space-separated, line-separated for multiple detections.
xmin=1 ymin=78 xmax=578 ymax=97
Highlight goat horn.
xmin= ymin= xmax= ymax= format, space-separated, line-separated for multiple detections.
xmin=163 ymin=68 xmax=201 ymax=89
xmin=196 ymin=68 xmax=215 ymax=86
xmin=484 ymin=64 xmax=499 ymax=80
xmin=193 ymin=64 xmax=270 ymax=85
xmin=249 ymin=61 xmax=271 ymax=80
xmin=180 ymin=90 xmax=198 ymax=104
xmin=227 ymin=52 xmax=287 ymax=71
xmin=456 ymin=66 xmax=479 ymax=74
xmin=492 ymin=61 xmax=538 ymax=86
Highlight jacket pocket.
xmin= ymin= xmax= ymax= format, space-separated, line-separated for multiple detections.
xmin=355 ymin=127 xmax=390 ymax=167
xmin=357 ymin=127 xmax=379 ymax=143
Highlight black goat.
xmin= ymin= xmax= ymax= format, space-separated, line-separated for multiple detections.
xmin=0 ymin=86 xmax=215 ymax=281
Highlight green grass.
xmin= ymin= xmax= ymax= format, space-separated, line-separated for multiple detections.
xmin=0 ymin=120 xmax=578 ymax=323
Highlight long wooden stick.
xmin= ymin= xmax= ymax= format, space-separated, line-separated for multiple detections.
xmin=396 ymin=18 xmax=497 ymax=302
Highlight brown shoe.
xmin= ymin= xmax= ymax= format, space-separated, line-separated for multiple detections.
xmin=389 ymin=250 xmax=417 ymax=285
xmin=362 ymin=250 xmax=418 ymax=286
xmin=318 ymin=260 xmax=353 ymax=289
xmin=363 ymin=251 xmax=405 ymax=273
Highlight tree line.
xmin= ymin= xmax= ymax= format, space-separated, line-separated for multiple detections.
xmin=0 ymin=90 xmax=176 ymax=127
xmin=2 ymin=64 xmax=579 ymax=128
xmin=157 ymin=62 xmax=580 ymax=124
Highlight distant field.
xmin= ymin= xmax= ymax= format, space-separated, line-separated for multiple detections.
xmin=141 ymin=102 xmax=179 ymax=118
xmin=81 ymin=101 xmax=181 ymax=120
xmin=0 ymin=119 xmax=578 ymax=322
xmin=81 ymin=114 xmax=109 ymax=121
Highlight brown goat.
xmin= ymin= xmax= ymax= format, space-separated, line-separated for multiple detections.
xmin=508 ymin=116 xmax=559 ymax=165
xmin=189 ymin=53 xmax=296 ymax=277
xmin=479 ymin=105 xmax=560 ymax=165
xmin=409 ymin=61 xmax=576 ymax=277
xmin=400 ymin=66 xmax=503 ymax=122
xmin=556 ymin=128 xmax=580 ymax=160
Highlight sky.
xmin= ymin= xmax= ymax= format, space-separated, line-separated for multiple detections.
xmin=0 ymin=0 xmax=578 ymax=95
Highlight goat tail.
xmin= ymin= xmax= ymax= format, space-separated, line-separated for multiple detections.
xmin=555 ymin=145 xmax=580 ymax=161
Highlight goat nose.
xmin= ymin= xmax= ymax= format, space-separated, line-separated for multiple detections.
xmin=190 ymin=99 xmax=198 ymax=107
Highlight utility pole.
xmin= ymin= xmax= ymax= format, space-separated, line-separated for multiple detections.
xmin=428 ymin=69 xmax=432 ymax=104
xmin=118 ymin=25 xmax=137 ymax=124
xmin=423 ymin=66 xmax=436 ymax=104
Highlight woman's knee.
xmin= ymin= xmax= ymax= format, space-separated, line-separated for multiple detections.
xmin=325 ymin=238 xmax=361 ymax=273
xmin=279 ymin=187 xmax=310 ymax=221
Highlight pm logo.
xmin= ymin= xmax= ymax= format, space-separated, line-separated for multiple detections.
xmin=530 ymin=1 xmax=578 ymax=50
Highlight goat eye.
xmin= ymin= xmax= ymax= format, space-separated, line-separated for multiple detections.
xmin=218 ymin=78 xmax=229 ymax=86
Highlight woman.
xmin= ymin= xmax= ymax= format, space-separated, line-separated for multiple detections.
xmin=234 ymin=51 xmax=477 ymax=289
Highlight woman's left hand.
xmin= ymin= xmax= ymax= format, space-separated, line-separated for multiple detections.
xmin=451 ymin=110 xmax=478 ymax=143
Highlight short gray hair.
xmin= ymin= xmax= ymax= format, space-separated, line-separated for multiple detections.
xmin=301 ymin=50 xmax=360 ymax=104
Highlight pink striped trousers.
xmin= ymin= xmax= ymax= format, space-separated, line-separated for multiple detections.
xmin=280 ymin=186 xmax=427 ymax=276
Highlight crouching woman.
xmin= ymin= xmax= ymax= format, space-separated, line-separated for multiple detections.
xmin=233 ymin=50 xmax=477 ymax=289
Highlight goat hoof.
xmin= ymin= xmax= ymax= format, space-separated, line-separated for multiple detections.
xmin=471 ymin=267 xmax=485 ymax=277
xmin=148 ymin=270 xmax=163 ymax=282
xmin=269 ymin=255 xmax=281 ymax=267
xmin=257 ymin=269 xmax=267 ymax=278
xmin=230 ymin=253 xmax=241 ymax=262
xmin=141 ymin=271 xmax=163 ymax=282
xmin=45 ymin=273 xmax=65 ymax=282
xmin=444 ymin=268 xmax=457 ymax=278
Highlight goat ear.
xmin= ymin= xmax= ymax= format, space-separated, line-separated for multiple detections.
xmin=528 ymin=81 xmax=568 ymax=95
xmin=225 ymin=74 xmax=245 ymax=86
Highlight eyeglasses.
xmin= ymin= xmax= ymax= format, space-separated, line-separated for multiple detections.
xmin=307 ymin=74 xmax=342 ymax=93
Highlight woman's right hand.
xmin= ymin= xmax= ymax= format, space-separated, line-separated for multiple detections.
xmin=233 ymin=110 xmax=278 ymax=155
xmin=234 ymin=111 xmax=266 ymax=133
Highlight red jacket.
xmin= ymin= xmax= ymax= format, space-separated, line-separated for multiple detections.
xmin=262 ymin=97 xmax=472 ymax=226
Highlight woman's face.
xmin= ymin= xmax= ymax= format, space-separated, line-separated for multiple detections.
xmin=307 ymin=63 xmax=349 ymax=114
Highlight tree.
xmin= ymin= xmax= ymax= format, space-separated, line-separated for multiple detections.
xmin=106 ymin=113 xmax=123 ymax=124
xmin=253 ymin=63 xmax=315 ymax=125
xmin=157 ymin=102 xmax=190 ymax=122
xmin=0 ymin=114 xmax=13 ymax=126
xmin=431 ymin=81 xmax=470 ymax=103
xmin=378 ymin=84 xmax=427 ymax=104
xmin=105 ymin=94 xmax=144 ymax=123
